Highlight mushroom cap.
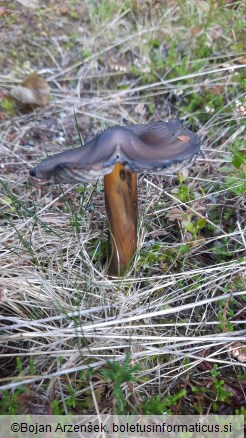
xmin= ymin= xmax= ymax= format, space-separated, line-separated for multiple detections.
xmin=30 ymin=119 xmax=200 ymax=183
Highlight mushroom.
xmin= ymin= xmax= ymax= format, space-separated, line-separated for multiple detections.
xmin=30 ymin=119 xmax=200 ymax=276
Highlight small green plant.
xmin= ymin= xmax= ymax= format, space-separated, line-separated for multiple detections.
xmin=100 ymin=353 xmax=139 ymax=414
xmin=230 ymin=141 xmax=246 ymax=170
xmin=211 ymin=380 xmax=232 ymax=412
xmin=65 ymin=384 xmax=77 ymax=410
xmin=88 ymin=0 xmax=117 ymax=22
xmin=0 ymin=387 xmax=29 ymax=414
xmin=142 ymin=389 xmax=186 ymax=414
xmin=224 ymin=175 xmax=246 ymax=196
xmin=234 ymin=406 xmax=246 ymax=419
xmin=172 ymin=168 xmax=194 ymax=203
xmin=137 ymin=245 xmax=181 ymax=272
xmin=192 ymin=365 xmax=233 ymax=414
xmin=29 ymin=358 xmax=36 ymax=375
xmin=51 ymin=399 xmax=63 ymax=415
xmin=180 ymin=90 xmax=226 ymax=124
xmin=0 ymin=97 xmax=15 ymax=112
xmin=217 ymin=297 xmax=235 ymax=332
xmin=181 ymin=216 xmax=206 ymax=240
xmin=70 ymin=10 xmax=79 ymax=19
xmin=219 ymin=140 xmax=246 ymax=196
xmin=51 ymin=377 xmax=93 ymax=415
xmin=16 ymin=357 xmax=23 ymax=374
xmin=168 ymin=170 xmax=207 ymax=240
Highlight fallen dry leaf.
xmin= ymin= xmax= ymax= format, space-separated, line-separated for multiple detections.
xmin=166 ymin=207 xmax=184 ymax=222
xmin=59 ymin=6 xmax=69 ymax=15
xmin=237 ymin=56 xmax=246 ymax=64
xmin=228 ymin=342 xmax=246 ymax=363
xmin=148 ymin=230 xmax=168 ymax=238
xmin=196 ymin=0 xmax=210 ymax=13
xmin=209 ymin=85 xmax=224 ymax=95
xmin=190 ymin=25 xmax=202 ymax=36
xmin=16 ymin=0 xmax=40 ymax=8
xmin=196 ymin=349 xmax=214 ymax=371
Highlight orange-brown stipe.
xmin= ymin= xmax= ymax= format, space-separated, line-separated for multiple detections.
xmin=104 ymin=163 xmax=138 ymax=276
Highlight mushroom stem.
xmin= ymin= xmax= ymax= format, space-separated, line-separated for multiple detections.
xmin=104 ymin=163 xmax=138 ymax=276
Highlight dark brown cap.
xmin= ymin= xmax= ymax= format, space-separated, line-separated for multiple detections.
xmin=30 ymin=119 xmax=200 ymax=183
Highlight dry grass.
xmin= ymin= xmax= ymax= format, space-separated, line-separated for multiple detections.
xmin=0 ymin=0 xmax=245 ymax=414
